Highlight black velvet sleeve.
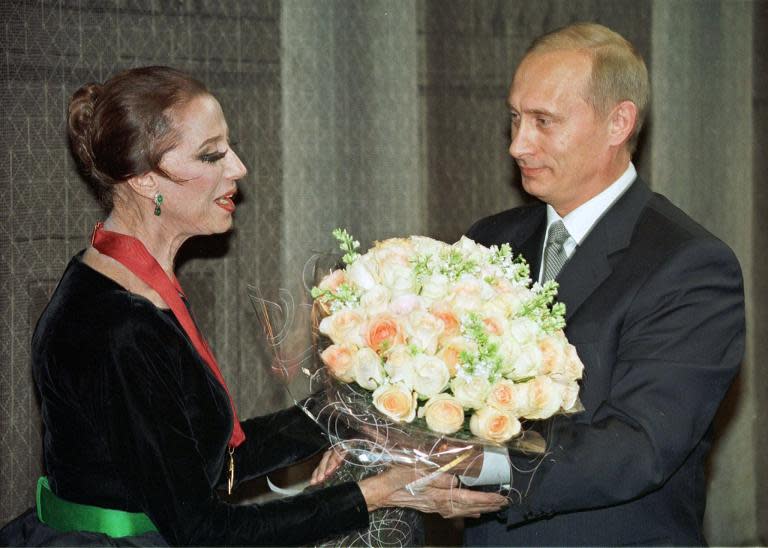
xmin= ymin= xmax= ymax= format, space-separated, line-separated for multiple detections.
xmin=230 ymin=405 xmax=328 ymax=486
xmin=102 ymin=299 xmax=369 ymax=546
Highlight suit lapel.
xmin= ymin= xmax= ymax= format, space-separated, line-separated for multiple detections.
xmin=517 ymin=218 xmax=546 ymax=279
xmin=556 ymin=179 xmax=653 ymax=320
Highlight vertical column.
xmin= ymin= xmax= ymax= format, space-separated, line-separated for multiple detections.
xmin=279 ymin=1 xmax=420 ymax=401
xmin=651 ymin=1 xmax=756 ymax=543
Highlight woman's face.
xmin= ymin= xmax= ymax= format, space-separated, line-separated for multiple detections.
xmin=156 ymin=94 xmax=247 ymax=237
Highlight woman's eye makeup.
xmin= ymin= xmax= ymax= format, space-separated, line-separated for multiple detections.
xmin=198 ymin=149 xmax=227 ymax=163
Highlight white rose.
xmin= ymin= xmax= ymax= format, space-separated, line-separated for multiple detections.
xmin=411 ymin=355 xmax=451 ymax=399
xmin=420 ymin=272 xmax=450 ymax=302
xmin=452 ymin=236 xmax=488 ymax=264
xmin=360 ymin=284 xmax=391 ymax=317
xmin=372 ymin=240 xmax=417 ymax=297
xmin=565 ymin=343 xmax=585 ymax=381
xmin=410 ymin=235 xmax=448 ymax=257
xmin=496 ymin=283 xmax=531 ymax=316
xmin=388 ymin=294 xmax=425 ymax=316
xmin=347 ymin=255 xmax=379 ymax=290
xmin=506 ymin=317 xmax=539 ymax=345
xmin=418 ymin=393 xmax=466 ymax=434
xmin=372 ymin=383 xmax=417 ymax=423
xmin=558 ymin=380 xmax=581 ymax=412
xmin=383 ymin=345 xmax=417 ymax=390
xmin=451 ymin=375 xmax=491 ymax=410
xmin=499 ymin=340 xmax=542 ymax=380
xmin=469 ymin=406 xmax=521 ymax=443
xmin=353 ymin=347 xmax=385 ymax=390
xmin=405 ymin=310 xmax=444 ymax=354
xmin=318 ymin=309 xmax=366 ymax=346
xmin=380 ymin=261 xmax=416 ymax=297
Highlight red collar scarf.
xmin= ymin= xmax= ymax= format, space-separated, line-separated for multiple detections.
xmin=91 ymin=222 xmax=245 ymax=449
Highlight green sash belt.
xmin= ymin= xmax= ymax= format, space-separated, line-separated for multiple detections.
xmin=36 ymin=476 xmax=158 ymax=538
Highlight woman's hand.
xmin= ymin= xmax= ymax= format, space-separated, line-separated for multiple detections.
xmin=309 ymin=447 xmax=347 ymax=486
xmin=357 ymin=465 xmax=508 ymax=518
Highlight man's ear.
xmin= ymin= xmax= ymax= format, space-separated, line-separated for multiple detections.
xmin=126 ymin=172 xmax=160 ymax=200
xmin=608 ymin=100 xmax=638 ymax=147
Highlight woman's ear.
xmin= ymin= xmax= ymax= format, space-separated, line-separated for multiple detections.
xmin=126 ymin=172 xmax=160 ymax=200
xmin=608 ymin=100 xmax=638 ymax=147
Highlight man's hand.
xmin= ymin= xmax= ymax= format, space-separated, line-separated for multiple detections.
xmin=386 ymin=473 xmax=508 ymax=519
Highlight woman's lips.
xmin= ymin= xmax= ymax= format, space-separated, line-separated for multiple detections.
xmin=215 ymin=191 xmax=236 ymax=213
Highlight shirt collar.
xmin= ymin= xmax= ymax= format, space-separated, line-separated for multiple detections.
xmin=546 ymin=162 xmax=637 ymax=245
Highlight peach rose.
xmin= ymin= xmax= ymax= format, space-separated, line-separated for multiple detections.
xmin=519 ymin=376 xmax=566 ymax=420
xmin=365 ymin=314 xmax=405 ymax=354
xmin=318 ymin=269 xmax=347 ymax=292
xmin=538 ymin=333 xmax=569 ymax=378
xmin=448 ymin=278 xmax=487 ymax=313
xmin=430 ymin=302 xmax=461 ymax=340
xmin=469 ymin=406 xmax=521 ymax=443
xmin=319 ymin=309 xmax=366 ymax=347
xmin=372 ymin=383 xmax=417 ymax=423
xmin=320 ymin=343 xmax=357 ymax=383
xmin=437 ymin=336 xmax=477 ymax=376
xmin=487 ymin=379 xmax=525 ymax=414
xmin=418 ymin=393 xmax=466 ymax=434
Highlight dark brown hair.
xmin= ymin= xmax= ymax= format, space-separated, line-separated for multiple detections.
xmin=67 ymin=66 xmax=209 ymax=209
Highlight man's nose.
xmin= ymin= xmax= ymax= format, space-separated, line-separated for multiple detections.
xmin=509 ymin=121 xmax=533 ymax=159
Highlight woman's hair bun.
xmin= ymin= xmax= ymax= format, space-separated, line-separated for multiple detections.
xmin=67 ymin=83 xmax=103 ymax=177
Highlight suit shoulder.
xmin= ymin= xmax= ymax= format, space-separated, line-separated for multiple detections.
xmin=636 ymin=193 xmax=740 ymax=266
xmin=466 ymin=203 xmax=544 ymax=244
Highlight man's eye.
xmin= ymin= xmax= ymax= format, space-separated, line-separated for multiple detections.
xmin=537 ymin=118 xmax=551 ymax=128
xmin=199 ymin=150 xmax=227 ymax=164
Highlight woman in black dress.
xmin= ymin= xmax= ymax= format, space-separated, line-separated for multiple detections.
xmin=0 ymin=66 xmax=506 ymax=546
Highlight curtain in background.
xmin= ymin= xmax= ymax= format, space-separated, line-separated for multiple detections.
xmin=1 ymin=1 xmax=764 ymax=544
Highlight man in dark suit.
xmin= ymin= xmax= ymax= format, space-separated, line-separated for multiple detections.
xmin=461 ymin=22 xmax=745 ymax=546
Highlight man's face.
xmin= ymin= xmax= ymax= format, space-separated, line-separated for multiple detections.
xmin=507 ymin=50 xmax=613 ymax=216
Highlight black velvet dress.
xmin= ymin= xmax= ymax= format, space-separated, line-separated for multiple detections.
xmin=0 ymin=255 xmax=368 ymax=546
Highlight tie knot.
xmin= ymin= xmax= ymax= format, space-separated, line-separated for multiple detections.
xmin=547 ymin=220 xmax=570 ymax=247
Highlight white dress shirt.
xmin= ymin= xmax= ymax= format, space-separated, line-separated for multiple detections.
xmin=461 ymin=163 xmax=637 ymax=487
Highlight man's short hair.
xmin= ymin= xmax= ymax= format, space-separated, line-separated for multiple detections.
xmin=527 ymin=22 xmax=649 ymax=153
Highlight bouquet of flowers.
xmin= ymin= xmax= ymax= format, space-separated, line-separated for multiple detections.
xmin=311 ymin=229 xmax=583 ymax=446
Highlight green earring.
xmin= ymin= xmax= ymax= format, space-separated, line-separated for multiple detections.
xmin=154 ymin=193 xmax=164 ymax=216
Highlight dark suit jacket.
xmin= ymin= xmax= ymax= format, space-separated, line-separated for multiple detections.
xmin=463 ymin=179 xmax=745 ymax=546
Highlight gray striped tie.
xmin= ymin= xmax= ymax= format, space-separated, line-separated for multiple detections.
xmin=542 ymin=220 xmax=571 ymax=282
